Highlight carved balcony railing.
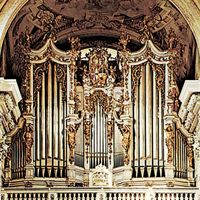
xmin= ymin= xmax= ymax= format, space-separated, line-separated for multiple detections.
xmin=1 ymin=187 xmax=199 ymax=200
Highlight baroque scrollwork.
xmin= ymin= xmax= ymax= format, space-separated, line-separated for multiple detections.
xmin=56 ymin=64 xmax=67 ymax=100
xmin=33 ymin=64 xmax=47 ymax=104
xmin=154 ymin=65 xmax=165 ymax=90
xmin=90 ymin=91 xmax=113 ymax=114
xmin=131 ymin=65 xmax=141 ymax=102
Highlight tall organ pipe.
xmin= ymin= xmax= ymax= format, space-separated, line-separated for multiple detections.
xmin=145 ymin=62 xmax=152 ymax=169
xmin=153 ymin=66 xmax=158 ymax=168
xmin=41 ymin=72 xmax=46 ymax=160
xmin=133 ymin=69 xmax=139 ymax=171
xmin=59 ymin=82 xmax=63 ymax=160
xmin=53 ymin=65 xmax=58 ymax=159
xmin=139 ymin=65 xmax=145 ymax=170
xmin=99 ymin=104 xmax=103 ymax=163
xmin=36 ymin=91 xmax=40 ymax=161
xmin=158 ymin=90 xmax=162 ymax=168
xmin=47 ymin=62 xmax=52 ymax=158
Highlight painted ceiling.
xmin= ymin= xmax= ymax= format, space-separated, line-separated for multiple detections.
xmin=2 ymin=0 xmax=197 ymax=85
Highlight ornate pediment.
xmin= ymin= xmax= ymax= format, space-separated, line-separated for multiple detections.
xmin=89 ymin=164 xmax=112 ymax=187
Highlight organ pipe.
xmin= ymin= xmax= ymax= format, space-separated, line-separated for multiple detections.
xmin=47 ymin=62 xmax=52 ymax=158
xmin=53 ymin=65 xmax=58 ymax=159
xmin=134 ymin=77 xmax=139 ymax=167
xmin=99 ymin=104 xmax=101 ymax=162
xmin=153 ymin=67 xmax=158 ymax=166
xmin=59 ymin=82 xmax=63 ymax=160
xmin=41 ymin=72 xmax=46 ymax=159
xmin=61 ymin=99 xmax=66 ymax=176
xmin=158 ymin=90 xmax=162 ymax=163
xmin=145 ymin=62 xmax=152 ymax=166
xmin=36 ymin=91 xmax=40 ymax=161
xmin=139 ymin=65 xmax=145 ymax=164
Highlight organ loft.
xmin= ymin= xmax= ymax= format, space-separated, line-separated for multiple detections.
xmin=0 ymin=33 xmax=196 ymax=186
xmin=0 ymin=0 xmax=200 ymax=199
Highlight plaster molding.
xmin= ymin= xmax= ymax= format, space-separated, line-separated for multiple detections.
xmin=0 ymin=77 xmax=22 ymax=104
xmin=179 ymin=80 xmax=200 ymax=106
xmin=178 ymin=80 xmax=200 ymax=134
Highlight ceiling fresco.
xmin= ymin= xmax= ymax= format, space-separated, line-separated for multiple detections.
xmin=1 ymin=0 xmax=196 ymax=86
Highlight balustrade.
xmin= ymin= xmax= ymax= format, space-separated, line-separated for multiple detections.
xmin=1 ymin=188 xmax=198 ymax=200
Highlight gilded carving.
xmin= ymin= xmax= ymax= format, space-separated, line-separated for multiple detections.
xmin=56 ymin=64 xmax=67 ymax=99
xmin=69 ymin=36 xmax=80 ymax=51
xmin=154 ymin=65 xmax=165 ymax=90
xmin=67 ymin=124 xmax=79 ymax=164
xmin=187 ymin=138 xmax=194 ymax=168
xmin=119 ymin=32 xmax=130 ymax=51
xmin=0 ymin=143 xmax=9 ymax=162
xmin=23 ymin=124 xmax=34 ymax=164
xmin=84 ymin=121 xmax=91 ymax=161
xmin=85 ymin=96 xmax=91 ymax=113
xmin=107 ymin=121 xmax=113 ymax=155
xmin=131 ymin=65 xmax=141 ymax=102
xmin=165 ymin=124 xmax=174 ymax=164
xmin=89 ymin=91 xmax=112 ymax=114
xmin=115 ymin=94 xmax=124 ymax=117
xmin=68 ymin=37 xmax=80 ymax=113
xmin=168 ymin=84 xmax=179 ymax=112
xmin=118 ymin=124 xmax=131 ymax=165
xmin=4 ymin=146 xmax=12 ymax=168
xmin=83 ymin=48 xmax=114 ymax=87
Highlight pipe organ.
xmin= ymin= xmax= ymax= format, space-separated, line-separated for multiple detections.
xmin=131 ymin=62 xmax=165 ymax=177
xmin=33 ymin=61 xmax=68 ymax=177
xmin=7 ymin=36 xmax=194 ymax=187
